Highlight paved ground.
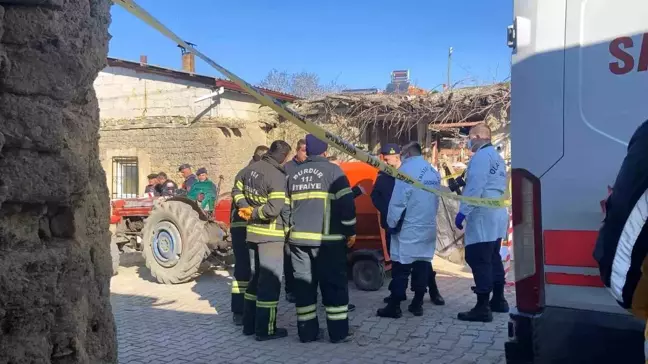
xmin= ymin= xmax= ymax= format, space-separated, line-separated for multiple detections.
xmin=111 ymin=253 xmax=514 ymax=364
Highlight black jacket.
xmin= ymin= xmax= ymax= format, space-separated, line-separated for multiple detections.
xmin=182 ymin=174 xmax=198 ymax=191
xmin=371 ymin=171 xmax=396 ymax=228
xmin=287 ymin=155 xmax=356 ymax=246
xmin=594 ymin=120 xmax=648 ymax=310
xmin=155 ymin=179 xmax=178 ymax=197
xmin=234 ymin=155 xmax=288 ymax=243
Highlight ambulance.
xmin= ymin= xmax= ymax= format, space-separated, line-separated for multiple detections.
xmin=506 ymin=1 xmax=647 ymax=363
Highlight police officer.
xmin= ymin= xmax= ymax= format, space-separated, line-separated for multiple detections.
xmin=178 ymin=163 xmax=197 ymax=192
xmin=144 ymin=173 xmax=160 ymax=196
xmin=595 ymin=120 xmax=648 ymax=362
xmin=377 ymin=142 xmax=441 ymax=318
xmin=229 ymin=146 xmax=269 ymax=326
xmin=236 ymin=140 xmax=292 ymax=341
xmin=455 ymin=123 xmax=509 ymax=322
xmin=282 ymin=139 xmax=306 ymax=303
xmin=287 ymin=134 xmax=356 ymax=343
xmin=371 ymin=144 xmax=445 ymax=306
xmin=156 ymin=172 xmax=177 ymax=197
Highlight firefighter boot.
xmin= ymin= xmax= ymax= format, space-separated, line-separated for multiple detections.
xmin=489 ymin=284 xmax=510 ymax=313
xmin=255 ymin=328 xmax=288 ymax=342
xmin=408 ymin=293 xmax=425 ymax=317
xmin=376 ymin=299 xmax=403 ymax=319
xmin=233 ymin=313 xmax=243 ymax=326
xmin=428 ymin=271 xmax=446 ymax=306
xmin=457 ymin=293 xmax=493 ymax=322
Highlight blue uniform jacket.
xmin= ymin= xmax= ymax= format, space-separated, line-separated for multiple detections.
xmin=371 ymin=171 xmax=395 ymax=229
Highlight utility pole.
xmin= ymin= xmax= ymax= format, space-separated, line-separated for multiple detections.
xmin=447 ymin=47 xmax=453 ymax=90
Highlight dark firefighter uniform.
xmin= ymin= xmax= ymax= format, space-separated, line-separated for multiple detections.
xmin=287 ymin=145 xmax=356 ymax=343
xmin=281 ymin=157 xmax=302 ymax=302
xmin=229 ymin=159 xmax=257 ymax=325
xmin=371 ymin=144 xmax=445 ymax=306
xmin=238 ymin=154 xmax=289 ymax=340
xmin=595 ymin=120 xmax=648 ymax=363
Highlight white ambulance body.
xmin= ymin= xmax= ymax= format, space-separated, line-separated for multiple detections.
xmin=507 ymin=1 xmax=647 ymax=363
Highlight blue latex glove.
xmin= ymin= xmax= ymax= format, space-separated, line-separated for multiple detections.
xmin=455 ymin=212 xmax=466 ymax=230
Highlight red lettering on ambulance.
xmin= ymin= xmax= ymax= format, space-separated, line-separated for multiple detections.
xmin=609 ymin=36 xmax=635 ymax=75
xmin=638 ymin=33 xmax=648 ymax=72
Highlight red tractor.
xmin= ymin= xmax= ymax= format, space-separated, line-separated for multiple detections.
xmin=110 ymin=176 xmax=233 ymax=284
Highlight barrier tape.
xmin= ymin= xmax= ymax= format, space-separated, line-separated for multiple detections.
xmin=113 ymin=0 xmax=511 ymax=208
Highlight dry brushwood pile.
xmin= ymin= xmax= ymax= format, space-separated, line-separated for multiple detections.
xmin=288 ymin=83 xmax=511 ymax=137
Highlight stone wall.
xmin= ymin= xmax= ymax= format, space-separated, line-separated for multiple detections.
xmin=99 ymin=124 xmax=267 ymax=197
xmin=0 ymin=0 xmax=117 ymax=363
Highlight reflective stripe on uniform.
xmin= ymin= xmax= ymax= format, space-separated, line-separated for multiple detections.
xmin=233 ymin=194 xmax=245 ymax=203
xmin=290 ymin=232 xmax=344 ymax=241
xmin=257 ymin=205 xmax=266 ymax=220
xmin=292 ymin=191 xmax=330 ymax=201
xmin=334 ymin=187 xmax=352 ymax=199
xmin=236 ymin=181 xmax=244 ymax=189
xmin=284 ymin=197 xmax=290 ymax=204
xmin=296 ymin=304 xmax=317 ymax=322
xmin=247 ymin=225 xmax=285 ymax=237
xmin=231 ymin=280 xmax=248 ymax=294
xmin=341 ymin=218 xmax=356 ymax=226
xmin=268 ymin=191 xmax=285 ymax=200
xmin=230 ymin=221 xmax=247 ymax=228
xmin=256 ymin=300 xmax=278 ymax=308
xmin=244 ymin=293 xmax=257 ymax=301
xmin=325 ymin=305 xmax=348 ymax=321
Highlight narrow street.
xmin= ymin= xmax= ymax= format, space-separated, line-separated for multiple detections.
xmin=111 ymin=254 xmax=512 ymax=364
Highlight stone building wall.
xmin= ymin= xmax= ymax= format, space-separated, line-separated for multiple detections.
xmin=0 ymin=0 xmax=117 ymax=363
xmin=99 ymin=124 xmax=267 ymax=196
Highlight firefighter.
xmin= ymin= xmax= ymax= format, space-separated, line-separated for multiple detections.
xmin=144 ymin=173 xmax=160 ymax=196
xmin=178 ymin=163 xmax=197 ymax=192
xmin=229 ymin=146 xmax=269 ymax=326
xmin=287 ymin=134 xmax=356 ymax=343
xmin=455 ymin=123 xmax=509 ymax=322
xmin=376 ymin=142 xmax=440 ymax=318
xmin=236 ymin=140 xmax=292 ymax=341
xmin=594 ymin=120 xmax=648 ymax=363
xmin=156 ymin=172 xmax=177 ymax=197
xmin=371 ymin=144 xmax=445 ymax=306
xmin=282 ymin=139 xmax=306 ymax=303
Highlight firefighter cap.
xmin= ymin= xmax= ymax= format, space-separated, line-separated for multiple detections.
xmin=178 ymin=163 xmax=191 ymax=172
xmin=196 ymin=167 xmax=208 ymax=175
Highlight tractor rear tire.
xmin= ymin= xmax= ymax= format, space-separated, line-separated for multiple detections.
xmin=110 ymin=236 xmax=121 ymax=276
xmin=352 ymin=258 xmax=385 ymax=291
xmin=141 ymin=200 xmax=211 ymax=284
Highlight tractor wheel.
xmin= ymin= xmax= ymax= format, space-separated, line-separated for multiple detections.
xmin=110 ymin=236 xmax=121 ymax=276
xmin=141 ymin=200 xmax=210 ymax=284
xmin=352 ymin=258 xmax=385 ymax=291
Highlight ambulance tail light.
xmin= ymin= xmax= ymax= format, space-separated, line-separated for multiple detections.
xmin=511 ymin=168 xmax=545 ymax=314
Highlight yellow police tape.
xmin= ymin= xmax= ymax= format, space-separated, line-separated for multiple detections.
xmin=113 ymin=0 xmax=511 ymax=208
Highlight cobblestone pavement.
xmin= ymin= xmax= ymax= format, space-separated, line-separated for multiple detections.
xmin=111 ymin=254 xmax=514 ymax=364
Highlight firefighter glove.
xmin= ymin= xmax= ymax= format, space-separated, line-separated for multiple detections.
xmin=346 ymin=235 xmax=356 ymax=248
xmin=238 ymin=207 xmax=254 ymax=221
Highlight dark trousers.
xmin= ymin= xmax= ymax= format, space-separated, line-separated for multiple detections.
xmin=389 ymin=261 xmax=430 ymax=301
xmin=291 ymin=243 xmax=349 ymax=342
xmin=243 ymin=241 xmax=284 ymax=337
xmin=230 ymin=228 xmax=250 ymax=314
xmin=465 ymin=239 xmax=505 ymax=294
xmin=284 ymin=242 xmax=295 ymax=295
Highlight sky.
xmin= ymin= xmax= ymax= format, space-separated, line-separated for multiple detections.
xmin=109 ymin=0 xmax=513 ymax=91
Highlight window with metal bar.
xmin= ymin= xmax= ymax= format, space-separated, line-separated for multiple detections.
xmin=111 ymin=157 xmax=139 ymax=199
